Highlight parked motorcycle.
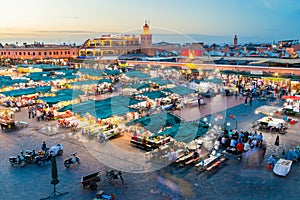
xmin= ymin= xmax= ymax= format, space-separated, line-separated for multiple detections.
xmin=20 ymin=150 xmax=37 ymax=164
xmin=35 ymin=150 xmax=52 ymax=166
xmin=64 ymin=152 xmax=80 ymax=168
xmin=9 ymin=152 xmax=25 ymax=167
xmin=106 ymin=169 xmax=124 ymax=184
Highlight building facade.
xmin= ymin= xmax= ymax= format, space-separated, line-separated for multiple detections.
xmin=79 ymin=34 xmax=140 ymax=57
xmin=0 ymin=44 xmax=78 ymax=60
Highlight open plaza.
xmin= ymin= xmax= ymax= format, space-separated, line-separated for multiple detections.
xmin=0 ymin=61 xmax=300 ymax=200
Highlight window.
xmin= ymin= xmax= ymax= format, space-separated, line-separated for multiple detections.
xmin=19 ymin=52 xmax=22 ymax=55
xmin=33 ymin=52 xmax=35 ymax=56
xmin=23 ymin=52 xmax=26 ymax=55
xmin=39 ymin=52 xmax=41 ymax=56
xmin=44 ymin=52 xmax=47 ymax=56
xmin=49 ymin=52 xmax=52 ymax=55
xmin=28 ymin=52 xmax=30 ymax=55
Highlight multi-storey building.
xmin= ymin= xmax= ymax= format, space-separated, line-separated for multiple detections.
xmin=79 ymin=34 xmax=140 ymax=57
xmin=0 ymin=43 xmax=78 ymax=60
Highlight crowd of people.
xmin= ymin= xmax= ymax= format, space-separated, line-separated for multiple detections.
xmin=28 ymin=104 xmax=54 ymax=121
xmin=216 ymin=129 xmax=265 ymax=155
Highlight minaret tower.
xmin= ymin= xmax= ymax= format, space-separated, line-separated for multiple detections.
xmin=140 ymin=20 xmax=153 ymax=55
xmin=234 ymin=35 xmax=238 ymax=47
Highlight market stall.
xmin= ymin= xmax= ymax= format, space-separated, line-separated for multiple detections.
xmin=0 ymin=109 xmax=15 ymax=129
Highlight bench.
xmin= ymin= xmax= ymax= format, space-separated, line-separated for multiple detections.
xmin=195 ymin=154 xmax=221 ymax=170
xmin=185 ymin=157 xmax=200 ymax=165
xmin=130 ymin=140 xmax=152 ymax=151
xmin=206 ymin=157 xmax=226 ymax=172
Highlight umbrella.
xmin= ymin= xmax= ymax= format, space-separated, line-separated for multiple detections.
xmin=51 ymin=156 xmax=59 ymax=185
xmin=274 ymin=135 xmax=280 ymax=146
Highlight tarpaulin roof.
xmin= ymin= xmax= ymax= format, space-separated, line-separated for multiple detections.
xmin=103 ymin=69 xmax=121 ymax=75
xmin=255 ymin=105 xmax=282 ymax=115
xmin=149 ymin=78 xmax=172 ymax=86
xmin=78 ymin=68 xmax=104 ymax=77
xmin=55 ymin=89 xmax=84 ymax=98
xmin=138 ymin=91 xmax=167 ymax=100
xmin=164 ymin=86 xmax=195 ymax=96
xmin=35 ymin=86 xmax=52 ymax=93
xmin=58 ymin=96 xmax=142 ymax=119
xmin=69 ymin=79 xmax=112 ymax=86
xmin=0 ymin=76 xmax=12 ymax=80
xmin=2 ymin=88 xmax=36 ymax=97
xmin=131 ymin=83 xmax=151 ymax=90
xmin=18 ymin=64 xmax=69 ymax=71
xmin=127 ymin=112 xmax=182 ymax=133
xmin=282 ymin=96 xmax=300 ymax=101
xmin=39 ymin=95 xmax=73 ymax=105
xmin=0 ymin=79 xmax=28 ymax=86
xmin=191 ymin=78 xmax=223 ymax=85
xmin=125 ymin=71 xmax=150 ymax=79
xmin=150 ymin=121 xmax=209 ymax=143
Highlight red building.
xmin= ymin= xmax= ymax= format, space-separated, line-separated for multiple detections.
xmin=0 ymin=43 xmax=78 ymax=60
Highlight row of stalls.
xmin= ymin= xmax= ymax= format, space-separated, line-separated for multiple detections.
xmin=1 ymin=64 xmax=226 ymax=169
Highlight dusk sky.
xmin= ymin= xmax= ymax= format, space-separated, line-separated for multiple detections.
xmin=1 ymin=0 xmax=300 ymax=44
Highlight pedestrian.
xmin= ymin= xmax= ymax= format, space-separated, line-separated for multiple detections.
xmin=268 ymin=155 xmax=276 ymax=168
xmin=28 ymin=106 xmax=31 ymax=119
xmin=41 ymin=141 xmax=47 ymax=151
xmin=274 ymin=135 xmax=280 ymax=146
xmin=197 ymin=97 xmax=201 ymax=107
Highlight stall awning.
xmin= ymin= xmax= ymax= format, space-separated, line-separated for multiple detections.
xmin=127 ymin=112 xmax=182 ymax=133
xmin=151 ymin=121 xmax=209 ymax=143
xmin=282 ymin=96 xmax=300 ymax=101
xmin=164 ymin=86 xmax=195 ymax=96
xmin=149 ymin=78 xmax=172 ymax=86
xmin=255 ymin=105 xmax=283 ymax=115
xmin=125 ymin=71 xmax=150 ymax=79
xmin=138 ymin=91 xmax=167 ymax=100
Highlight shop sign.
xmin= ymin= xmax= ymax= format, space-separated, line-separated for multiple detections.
xmin=250 ymin=70 xmax=263 ymax=75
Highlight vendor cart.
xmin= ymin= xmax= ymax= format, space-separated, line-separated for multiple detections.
xmin=81 ymin=171 xmax=102 ymax=190
xmin=273 ymin=158 xmax=292 ymax=176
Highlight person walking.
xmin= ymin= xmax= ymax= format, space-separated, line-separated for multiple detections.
xmin=28 ymin=106 xmax=32 ymax=119
xmin=249 ymin=94 xmax=253 ymax=105
xmin=244 ymin=96 xmax=248 ymax=105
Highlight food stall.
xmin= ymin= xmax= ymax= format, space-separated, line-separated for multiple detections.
xmin=253 ymin=106 xmax=287 ymax=133
xmin=282 ymin=96 xmax=300 ymax=116
xmin=0 ymin=109 xmax=15 ymax=129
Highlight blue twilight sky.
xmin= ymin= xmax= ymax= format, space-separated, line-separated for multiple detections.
xmin=0 ymin=0 xmax=300 ymax=44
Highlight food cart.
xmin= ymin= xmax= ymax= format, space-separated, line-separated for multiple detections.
xmin=257 ymin=117 xmax=287 ymax=131
xmin=253 ymin=106 xmax=287 ymax=133
xmin=273 ymin=158 xmax=293 ymax=176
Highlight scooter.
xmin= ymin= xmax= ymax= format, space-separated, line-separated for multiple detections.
xmin=20 ymin=150 xmax=37 ymax=164
xmin=35 ymin=150 xmax=52 ymax=166
xmin=9 ymin=152 xmax=26 ymax=167
xmin=64 ymin=152 xmax=80 ymax=168
xmin=9 ymin=155 xmax=26 ymax=167
xmin=106 ymin=169 xmax=124 ymax=184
